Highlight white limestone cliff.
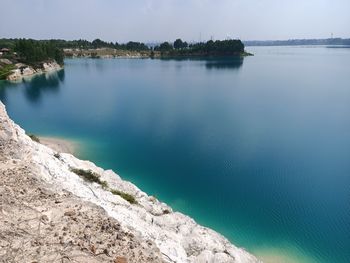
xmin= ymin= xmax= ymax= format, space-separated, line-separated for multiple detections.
xmin=6 ymin=61 xmax=62 ymax=81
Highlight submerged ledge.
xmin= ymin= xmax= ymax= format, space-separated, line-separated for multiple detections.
xmin=0 ymin=101 xmax=261 ymax=263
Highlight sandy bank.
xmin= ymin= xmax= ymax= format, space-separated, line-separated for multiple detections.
xmin=38 ymin=136 xmax=77 ymax=154
xmin=254 ymin=246 xmax=316 ymax=263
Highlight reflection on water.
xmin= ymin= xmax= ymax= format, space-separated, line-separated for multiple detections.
xmin=205 ymin=57 xmax=243 ymax=70
xmin=159 ymin=57 xmax=244 ymax=70
xmin=23 ymin=69 xmax=65 ymax=103
xmin=0 ymin=69 xmax=65 ymax=103
xmin=0 ymin=57 xmax=243 ymax=104
xmin=0 ymin=83 xmax=7 ymax=102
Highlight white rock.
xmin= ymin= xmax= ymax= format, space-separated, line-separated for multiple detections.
xmin=6 ymin=61 xmax=62 ymax=81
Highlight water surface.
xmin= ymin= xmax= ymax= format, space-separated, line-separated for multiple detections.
xmin=1 ymin=46 xmax=349 ymax=263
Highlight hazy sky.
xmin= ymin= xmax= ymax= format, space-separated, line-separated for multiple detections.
xmin=1 ymin=0 xmax=349 ymax=42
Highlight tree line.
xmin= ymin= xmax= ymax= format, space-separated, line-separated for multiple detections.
xmin=60 ymin=39 xmax=150 ymax=51
xmin=0 ymin=38 xmax=149 ymax=52
xmin=154 ymin=39 xmax=245 ymax=56
xmin=37 ymin=39 xmax=150 ymax=51
xmin=13 ymin=39 xmax=64 ymax=65
xmin=1 ymin=38 xmax=246 ymax=61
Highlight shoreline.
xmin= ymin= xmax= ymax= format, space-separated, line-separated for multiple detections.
xmin=6 ymin=61 xmax=63 ymax=82
xmin=64 ymin=48 xmax=252 ymax=59
xmin=0 ymin=101 xmax=260 ymax=262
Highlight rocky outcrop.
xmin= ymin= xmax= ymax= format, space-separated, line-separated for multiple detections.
xmin=0 ymin=102 xmax=261 ymax=263
xmin=63 ymin=48 xmax=150 ymax=59
xmin=0 ymin=58 xmax=13 ymax=65
xmin=6 ymin=61 xmax=62 ymax=81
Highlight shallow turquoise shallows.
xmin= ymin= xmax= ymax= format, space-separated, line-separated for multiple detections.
xmin=1 ymin=46 xmax=349 ymax=263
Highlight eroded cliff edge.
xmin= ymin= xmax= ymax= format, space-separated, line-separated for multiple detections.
xmin=0 ymin=59 xmax=62 ymax=81
xmin=0 ymin=101 xmax=260 ymax=263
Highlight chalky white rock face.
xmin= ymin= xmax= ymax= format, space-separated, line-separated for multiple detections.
xmin=0 ymin=102 xmax=261 ymax=263
xmin=6 ymin=61 xmax=61 ymax=81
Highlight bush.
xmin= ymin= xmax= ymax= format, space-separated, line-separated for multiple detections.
xmin=110 ymin=189 xmax=137 ymax=204
xmin=70 ymin=168 xmax=108 ymax=188
xmin=70 ymin=168 xmax=137 ymax=204
xmin=100 ymin=180 xmax=109 ymax=190
xmin=0 ymin=64 xmax=15 ymax=80
xmin=28 ymin=134 xmax=40 ymax=143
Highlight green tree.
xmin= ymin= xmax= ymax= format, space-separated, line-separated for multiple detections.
xmin=174 ymin=39 xmax=183 ymax=49
xmin=155 ymin=42 xmax=173 ymax=52
xmin=14 ymin=39 xmax=64 ymax=65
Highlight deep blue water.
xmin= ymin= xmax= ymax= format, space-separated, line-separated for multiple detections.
xmin=1 ymin=46 xmax=349 ymax=263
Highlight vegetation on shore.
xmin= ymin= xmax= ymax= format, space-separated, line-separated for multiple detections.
xmin=14 ymin=39 xmax=64 ymax=65
xmin=110 ymin=189 xmax=138 ymax=204
xmin=26 ymin=137 xmax=136 ymax=206
xmin=0 ymin=64 xmax=15 ymax=80
xmin=1 ymin=38 xmax=248 ymax=60
xmin=154 ymin=39 xmax=246 ymax=57
xmin=0 ymin=39 xmax=64 ymax=66
xmin=70 ymin=168 xmax=106 ymax=185
xmin=70 ymin=167 xmax=137 ymax=204
xmin=28 ymin=134 xmax=40 ymax=143
xmin=0 ymin=39 xmax=64 ymax=80
xmin=0 ymin=38 xmax=149 ymax=52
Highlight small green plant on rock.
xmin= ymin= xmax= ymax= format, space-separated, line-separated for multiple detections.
xmin=100 ymin=180 xmax=109 ymax=190
xmin=70 ymin=168 xmax=107 ymax=187
xmin=28 ymin=134 xmax=40 ymax=143
xmin=110 ymin=189 xmax=137 ymax=204
xmin=70 ymin=168 xmax=137 ymax=204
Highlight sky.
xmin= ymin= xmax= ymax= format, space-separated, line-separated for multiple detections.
xmin=0 ymin=0 xmax=349 ymax=42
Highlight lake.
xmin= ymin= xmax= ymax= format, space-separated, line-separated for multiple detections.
xmin=1 ymin=46 xmax=349 ymax=263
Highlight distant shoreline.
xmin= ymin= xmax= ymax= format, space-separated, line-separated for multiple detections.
xmin=244 ymin=38 xmax=350 ymax=46
xmin=64 ymin=48 xmax=252 ymax=59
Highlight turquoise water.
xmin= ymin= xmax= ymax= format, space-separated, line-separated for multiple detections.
xmin=1 ymin=46 xmax=349 ymax=263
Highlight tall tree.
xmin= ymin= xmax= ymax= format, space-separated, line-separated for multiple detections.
xmin=174 ymin=39 xmax=184 ymax=49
